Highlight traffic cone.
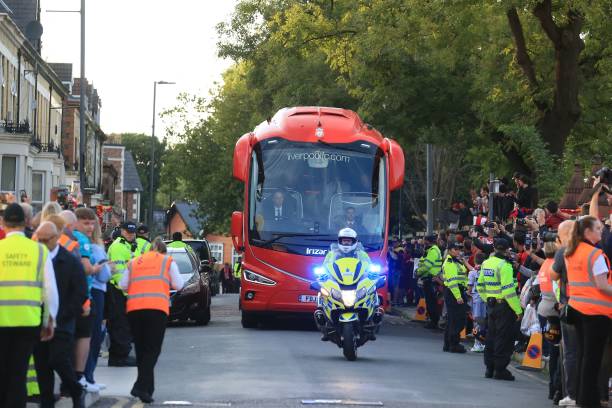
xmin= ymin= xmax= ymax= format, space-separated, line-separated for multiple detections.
xmin=413 ymin=297 xmax=427 ymax=321
xmin=516 ymin=331 xmax=543 ymax=371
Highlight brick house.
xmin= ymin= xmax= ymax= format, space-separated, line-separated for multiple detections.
xmin=49 ymin=64 xmax=106 ymax=206
xmin=560 ymin=159 xmax=610 ymax=216
xmin=165 ymin=201 xmax=239 ymax=266
xmin=102 ymin=144 xmax=143 ymax=222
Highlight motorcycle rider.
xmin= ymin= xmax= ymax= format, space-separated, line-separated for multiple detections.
xmin=315 ymin=228 xmax=382 ymax=340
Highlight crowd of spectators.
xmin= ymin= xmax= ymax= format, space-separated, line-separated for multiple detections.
xmin=388 ymin=171 xmax=611 ymax=407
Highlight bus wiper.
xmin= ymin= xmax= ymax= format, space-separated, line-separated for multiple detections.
xmin=255 ymin=233 xmax=329 ymax=247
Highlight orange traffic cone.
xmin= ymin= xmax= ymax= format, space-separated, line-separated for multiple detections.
xmin=413 ymin=298 xmax=427 ymax=321
xmin=516 ymin=331 xmax=543 ymax=371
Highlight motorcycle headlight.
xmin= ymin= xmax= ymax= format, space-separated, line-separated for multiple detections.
xmin=356 ymin=287 xmax=367 ymax=300
xmin=320 ymin=287 xmax=330 ymax=298
xmin=341 ymin=290 xmax=357 ymax=307
xmin=244 ymin=270 xmax=276 ymax=286
xmin=331 ymin=288 xmax=342 ymax=302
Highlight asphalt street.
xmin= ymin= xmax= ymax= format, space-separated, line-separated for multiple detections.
xmin=92 ymin=294 xmax=551 ymax=408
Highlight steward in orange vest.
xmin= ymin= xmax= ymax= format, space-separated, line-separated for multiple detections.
xmin=59 ymin=231 xmax=80 ymax=258
xmin=119 ymin=239 xmax=183 ymax=403
xmin=566 ymin=241 xmax=612 ymax=318
xmin=562 ymin=216 xmax=612 ymax=407
xmin=126 ymin=252 xmax=173 ymax=314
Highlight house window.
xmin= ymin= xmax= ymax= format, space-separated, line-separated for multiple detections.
xmin=232 ymin=248 xmax=241 ymax=267
xmin=209 ymin=243 xmax=224 ymax=265
xmin=31 ymin=172 xmax=44 ymax=203
xmin=0 ymin=156 xmax=17 ymax=192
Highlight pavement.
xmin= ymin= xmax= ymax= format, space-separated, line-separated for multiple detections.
xmin=84 ymin=294 xmax=551 ymax=408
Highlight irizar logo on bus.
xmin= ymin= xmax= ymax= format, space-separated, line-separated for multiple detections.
xmin=306 ymin=248 xmax=328 ymax=256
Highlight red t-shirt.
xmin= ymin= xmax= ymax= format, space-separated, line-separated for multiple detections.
xmin=545 ymin=213 xmax=564 ymax=230
xmin=0 ymin=228 xmax=5 ymax=240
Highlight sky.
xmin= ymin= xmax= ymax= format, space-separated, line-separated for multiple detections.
xmin=41 ymin=0 xmax=238 ymax=137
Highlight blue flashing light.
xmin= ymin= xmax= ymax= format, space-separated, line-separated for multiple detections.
xmin=314 ymin=266 xmax=326 ymax=276
xmin=368 ymin=264 xmax=382 ymax=273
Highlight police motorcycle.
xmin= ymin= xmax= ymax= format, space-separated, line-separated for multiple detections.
xmin=310 ymin=228 xmax=387 ymax=361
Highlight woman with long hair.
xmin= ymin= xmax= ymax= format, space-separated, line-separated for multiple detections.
xmin=83 ymin=218 xmax=112 ymax=390
xmin=564 ymin=216 xmax=612 ymax=408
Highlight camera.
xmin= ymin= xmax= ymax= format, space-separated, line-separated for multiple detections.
xmin=595 ymin=167 xmax=611 ymax=195
xmin=516 ymin=218 xmax=527 ymax=226
xmin=543 ymin=232 xmax=558 ymax=243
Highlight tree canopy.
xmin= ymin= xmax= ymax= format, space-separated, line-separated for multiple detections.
xmin=161 ymin=0 xmax=611 ymax=234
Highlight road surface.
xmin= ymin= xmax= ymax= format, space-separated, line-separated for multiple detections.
xmin=92 ymin=294 xmax=550 ymax=408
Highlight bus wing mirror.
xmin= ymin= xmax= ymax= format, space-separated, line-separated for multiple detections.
xmin=231 ymin=211 xmax=244 ymax=251
xmin=233 ymin=134 xmax=251 ymax=182
xmin=386 ymin=138 xmax=405 ymax=191
xmin=376 ymin=275 xmax=387 ymax=289
xmin=310 ymin=281 xmax=321 ymax=291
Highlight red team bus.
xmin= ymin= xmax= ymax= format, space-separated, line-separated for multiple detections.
xmin=231 ymin=107 xmax=405 ymax=328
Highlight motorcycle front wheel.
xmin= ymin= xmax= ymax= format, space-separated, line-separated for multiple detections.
xmin=341 ymin=322 xmax=357 ymax=361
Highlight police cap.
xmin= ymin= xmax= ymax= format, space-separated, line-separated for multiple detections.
xmin=137 ymin=224 xmax=148 ymax=234
xmin=494 ymin=238 xmax=510 ymax=250
xmin=424 ymin=234 xmax=438 ymax=243
xmin=121 ymin=221 xmax=137 ymax=233
xmin=448 ymin=241 xmax=464 ymax=250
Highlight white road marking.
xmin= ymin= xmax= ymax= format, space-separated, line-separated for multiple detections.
xmin=301 ymin=400 xmax=384 ymax=406
xmin=110 ymin=397 xmax=130 ymax=408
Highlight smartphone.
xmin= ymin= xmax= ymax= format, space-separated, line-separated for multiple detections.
xmin=96 ymin=259 xmax=109 ymax=265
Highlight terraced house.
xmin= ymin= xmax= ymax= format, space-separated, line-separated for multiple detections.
xmin=0 ymin=10 xmax=67 ymax=211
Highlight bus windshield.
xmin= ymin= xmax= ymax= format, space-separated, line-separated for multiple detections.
xmin=248 ymin=138 xmax=386 ymax=254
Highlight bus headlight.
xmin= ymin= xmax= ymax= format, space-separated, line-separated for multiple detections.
xmin=244 ymin=270 xmax=276 ymax=286
xmin=341 ymin=290 xmax=357 ymax=307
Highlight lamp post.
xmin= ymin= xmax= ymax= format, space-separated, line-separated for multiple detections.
xmin=488 ymin=174 xmax=501 ymax=221
xmin=148 ymin=81 xmax=175 ymax=231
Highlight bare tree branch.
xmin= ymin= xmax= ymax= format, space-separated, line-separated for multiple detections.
xmin=533 ymin=0 xmax=561 ymax=44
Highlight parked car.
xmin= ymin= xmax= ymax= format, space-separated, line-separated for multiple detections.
xmin=166 ymin=246 xmax=211 ymax=325
xmin=183 ymin=239 xmax=220 ymax=296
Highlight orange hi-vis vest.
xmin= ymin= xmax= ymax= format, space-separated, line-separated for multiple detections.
xmin=537 ymin=258 xmax=555 ymax=298
xmin=58 ymin=233 xmax=80 ymax=256
xmin=566 ymin=242 xmax=612 ymax=318
xmin=126 ymin=252 xmax=172 ymax=315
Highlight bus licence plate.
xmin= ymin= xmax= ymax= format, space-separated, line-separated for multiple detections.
xmin=298 ymin=295 xmax=317 ymax=303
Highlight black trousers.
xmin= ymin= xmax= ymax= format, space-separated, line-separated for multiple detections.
xmin=33 ymin=330 xmax=82 ymax=407
xmin=0 ymin=326 xmax=39 ymax=408
xmin=484 ymin=300 xmax=516 ymax=372
xmin=106 ymin=284 xmax=132 ymax=359
xmin=422 ymin=277 xmax=439 ymax=325
xmin=443 ymin=287 xmax=467 ymax=349
xmin=128 ymin=310 xmax=167 ymax=396
xmin=572 ymin=308 xmax=610 ymax=407
xmin=549 ymin=344 xmax=561 ymax=395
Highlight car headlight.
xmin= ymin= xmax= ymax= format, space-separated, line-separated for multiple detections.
xmin=180 ymin=282 xmax=200 ymax=295
xmin=356 ymin=287 xmax=367 ymax=301
xmin=341 ymin=290 xmax=357 ymax=307
xmin=331 ymin=288 xmax=342 ymax=302
xmin=244 ymin=270 xmax=276 ymax=286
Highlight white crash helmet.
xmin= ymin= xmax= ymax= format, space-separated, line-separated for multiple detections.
xmin=338 ymin=228 xmax=358 ymax=254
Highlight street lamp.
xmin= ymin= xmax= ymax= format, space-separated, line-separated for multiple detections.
xmin=148 ymin=80 xmax=175 ymax=231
